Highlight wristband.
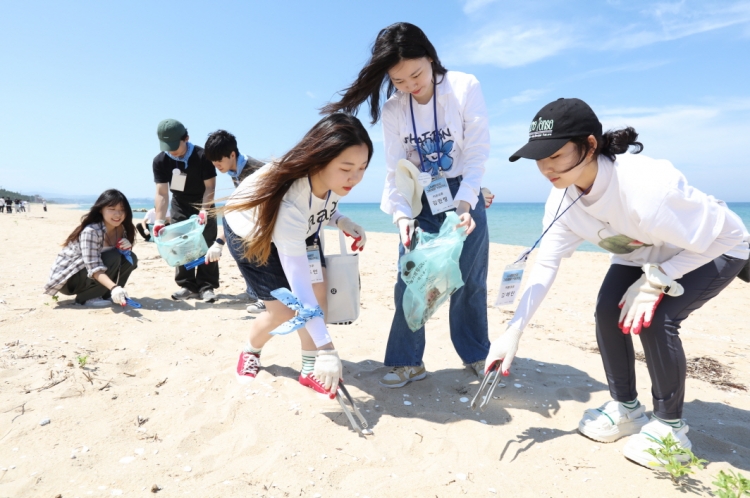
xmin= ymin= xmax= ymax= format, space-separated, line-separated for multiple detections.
xmin=215 ymin=238 xmax=225 ymax=246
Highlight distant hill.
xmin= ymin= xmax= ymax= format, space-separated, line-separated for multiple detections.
xmin=0 ymin=188 xmax=47 ymax=202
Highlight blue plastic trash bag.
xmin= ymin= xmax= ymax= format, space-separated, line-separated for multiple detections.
xmin=400 ymin=211 xmax=468 ymax=331
xmin=154 ymin=215 xmax=208 ymax=267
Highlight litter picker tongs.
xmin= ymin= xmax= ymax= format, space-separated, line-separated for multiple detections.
xmin=336 ymin=382 xmax=371 ymax=435
xmin=470 ymin=361 xmax=502 ymax=412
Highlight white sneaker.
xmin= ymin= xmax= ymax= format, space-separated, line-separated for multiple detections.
xmin=578 ymin=400 xmax=649 ymax=443
xmin=82 ymin=297 xmax=111 ymax=308
xmin=623 ymin=418 xmax=692 ymax=468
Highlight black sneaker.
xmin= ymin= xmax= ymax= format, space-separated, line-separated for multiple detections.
xmin=171 ymin=288 xmax=199 ymax=300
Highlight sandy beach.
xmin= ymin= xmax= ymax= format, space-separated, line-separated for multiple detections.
xmin=1 ymin=205 xmax=748 ymax=498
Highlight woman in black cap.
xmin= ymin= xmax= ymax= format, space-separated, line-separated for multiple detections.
xmin=485 ymin=98 xmax=750 ymax=467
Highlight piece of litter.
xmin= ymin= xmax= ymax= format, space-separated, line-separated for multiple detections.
xmin=459 ymin=397 xmax=469 ymax=403
xmin=40 ymin=418 xmax=50 ymax=426
xmin=404 ymin=400 xmax=412 ymax=406
xmin=480 ymin=420 xmax=487 ymax=424
xmin=489 ymin=488 xmax=497 ymax=494
xmin=456 ymin=473 xmax=467 ymax=480
xmin=514 ymin=384 xmax=523 ymax=388
xmin=184 ymin=466 xmax=192 ymax=472
xmin=535 ymin=369 xmax=541 ymax=373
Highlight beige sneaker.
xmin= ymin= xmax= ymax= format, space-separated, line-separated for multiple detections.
xmin=468 ymin=360 xmax=487 ymax=377
xmin=380 ymin=365 xmax=427 ymax=388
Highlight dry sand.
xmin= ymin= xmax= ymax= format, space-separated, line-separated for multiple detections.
xmin=1 ymin=205 xmax=748 ymax=497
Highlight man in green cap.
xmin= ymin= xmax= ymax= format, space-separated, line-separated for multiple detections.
xmin=152 ymin=119 xmax=220 ymax=302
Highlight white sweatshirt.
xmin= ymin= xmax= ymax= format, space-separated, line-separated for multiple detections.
xmin=380 ymin=71 xmax=490 ymax=222
xmin=225 ymin=163 xmax=345 ymax=347
xmin=509 ymin=153 xmax=750 ymax=331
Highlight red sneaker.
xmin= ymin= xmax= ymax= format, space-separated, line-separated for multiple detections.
xmin=236 ymin=351 xmax=261 ymax=384
xmin=299 ymin=373 xmax=336 ymax=400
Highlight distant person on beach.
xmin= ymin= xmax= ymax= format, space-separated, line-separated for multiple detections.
xmin=204 ymin=129 xmax=266 ymax=314
xmin=152 ymin=119 xmax=219 ymax=302
xmin=323 ymin=22 xmax=492 ymax=387
xmin=44 ymin=189 xmax=138 ymax=307
xmin=4 ymin=198 xmax=11 ymax=213
xmin=223 ymin=113 xmax=370 ymax=397
xmin=136 ymin=207 xmax=171 ymax=242
xmin=43 ymin=200 xmax=47 ymax=212
xmin=486 ymin=98 xmax=750 ymax=468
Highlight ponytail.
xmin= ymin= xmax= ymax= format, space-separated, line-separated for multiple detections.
xmin=599 ymin=127 xmax=643 ymax=161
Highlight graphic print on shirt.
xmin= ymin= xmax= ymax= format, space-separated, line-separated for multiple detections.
xmin=306 ymin=200 xmax=338 ymax=232
xmin=597 ymin=227 xmax=653 ymax=254
xmin=404 ymin=128 xmax=455 ymax=176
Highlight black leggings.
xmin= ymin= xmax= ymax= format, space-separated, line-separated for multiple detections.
xmin=595 ymin=255 xmax=746 ymax=419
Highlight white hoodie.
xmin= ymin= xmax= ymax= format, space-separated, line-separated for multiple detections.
xmin=508 ymin=152 xmax=750 ymax=331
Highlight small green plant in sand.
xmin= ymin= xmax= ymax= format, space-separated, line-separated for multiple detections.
xmin=713 ymin=470 xmax=750 ymax=498
xmin=646 ymin=433 xmax=707 ymax=484
xmin=77 ymin=355 xmax=88 ymax=368
xmin=52 ymin=295 xmax=59 ymax=302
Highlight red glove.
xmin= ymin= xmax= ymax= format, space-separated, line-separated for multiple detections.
xmin=153 ymin=220 xmax=166 ymax=237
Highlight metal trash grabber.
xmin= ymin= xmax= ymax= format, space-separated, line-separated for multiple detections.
xmin=336 ymin=382 xmax=372 ymax=435
xmin=470 ymin=361 xmax=502 ymax=412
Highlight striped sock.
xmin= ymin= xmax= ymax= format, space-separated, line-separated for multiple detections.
xmin=244 ymin=343 xmax=262 ymax=355
xmin=621 ymin=399 xmax=640 ymax=411
xmin=301 ymin=350 xmax=317 ymax=376
xmin=655 ymin=416 xmax=685 ymax=429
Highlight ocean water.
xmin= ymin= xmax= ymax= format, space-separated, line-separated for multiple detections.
xmin=90 ymin=201 xmax=750 ymax=254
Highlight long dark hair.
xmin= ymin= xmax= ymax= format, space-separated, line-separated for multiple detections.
xmin=63 ymin=189 xmax=135 ymax=246
xmin=567 ymin=127 xmax=644 ymax=169
xmin=321 ymin=22 xmax=448 ymax=124
xmin=224 ymin=113 xmax=373 ymax=265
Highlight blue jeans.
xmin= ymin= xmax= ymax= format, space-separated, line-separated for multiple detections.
xmin=384 ymin=177 xmax=490 ymax=367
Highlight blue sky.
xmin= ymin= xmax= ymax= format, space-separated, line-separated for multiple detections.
xmin=1 ymin=0 xmax=749 ymax=203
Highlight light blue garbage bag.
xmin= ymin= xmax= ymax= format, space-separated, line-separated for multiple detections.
xmin=154 ymin=215 xmax=207 ymax=267
xmin=400 ymin=211 xmax=468 ymax=332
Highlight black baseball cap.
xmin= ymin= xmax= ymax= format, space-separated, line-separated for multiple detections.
xmin=509 ymin=98 xmax=602 ymax=162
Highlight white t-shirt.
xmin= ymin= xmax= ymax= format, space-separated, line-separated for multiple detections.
xmin=225 ymin=163 xmax=343 ymax=256
xmin=380 ymin=71 xmax=490 ymax=221
xmin=405 ymin=95 xmax=463 ymax=179
xmin=508 ymin=152 xmax=750 ymax=331
xmin=143 ymin=208 xmax=170 ymax=224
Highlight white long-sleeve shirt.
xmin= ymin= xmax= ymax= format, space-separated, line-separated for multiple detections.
xmin=225 ymin=163 xmax=345 ymax=347
xmin=380 ymin=71 xmax=490 ymax=222
xmin=508 ymin=153 xmax=750 ymax=331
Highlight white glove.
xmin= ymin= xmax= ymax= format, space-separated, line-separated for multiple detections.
xmin=110 ymin=286 xmax=129 ymax=306
xmin=116 ymin=238 xmax=132 ymax=251
xmin=336 ymin=217 xmax=367 ymax=251
xmin=485 ymin=324 xmax=523 ymax=376
xmin=313 ymin=349 xmax=342 ymax=395
xmin=397 ymin=218 xmax=419 ymax=253
xmin=618 ymin=263 xmax=684 ymax=335
xmin=205 ymin=241 xmax=224 ymax=263
xmin=197 ymin=210 xmax=207 ymax=225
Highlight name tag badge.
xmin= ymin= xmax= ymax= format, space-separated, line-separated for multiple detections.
xmin=307 ymin=246 xmax=324 ymax=284
xmin=171 ymin=168 xmax=187 ymax=192
xmin=495 ymin=260 xmax=526 ymax=307
xmin=425 ymin=177 xmax=454 ymax=215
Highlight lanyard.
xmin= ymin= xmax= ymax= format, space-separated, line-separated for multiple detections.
xmin=514 ymin=186 xmax=591 ymax=264
xmin=307 ymin=177 xmax=331 ymax=242
xmin=409 ymin=81 xmax=440 ymax=175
